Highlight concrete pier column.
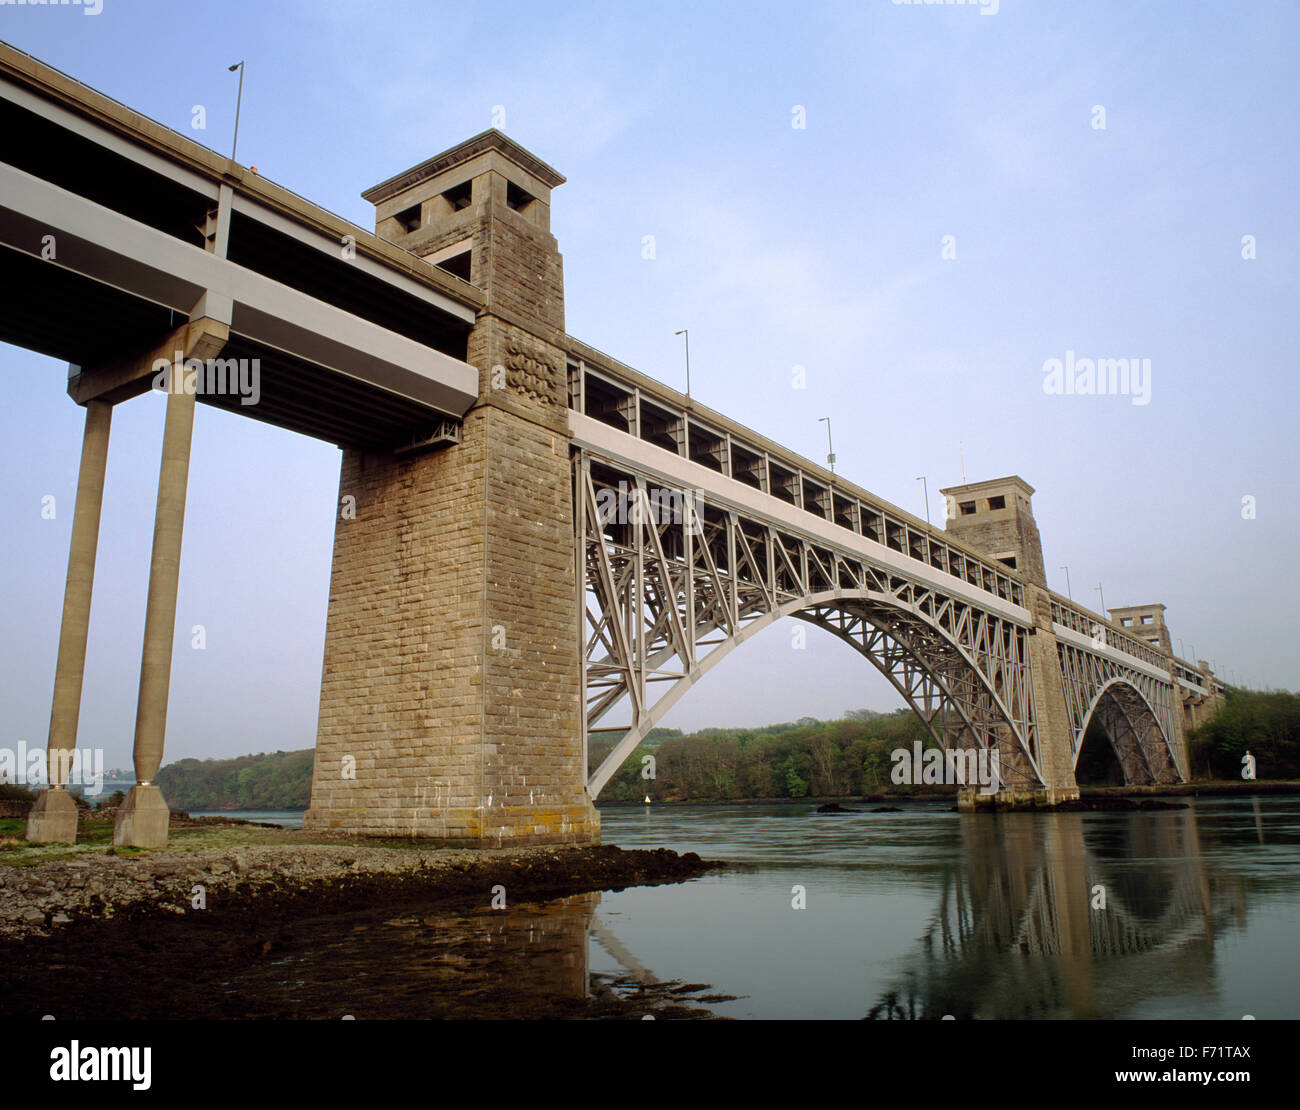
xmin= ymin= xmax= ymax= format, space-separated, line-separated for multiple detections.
xmin=27 ymin=400 xmax=113 ymax=844
xmin=114 ymin=378 xmax=197 ymax=848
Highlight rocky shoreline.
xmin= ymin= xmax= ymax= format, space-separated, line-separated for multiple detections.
xmin=0 ymin=839 xmax=722 ymax=942
xmin=0 ymin=839 xmax=730 ymax=1019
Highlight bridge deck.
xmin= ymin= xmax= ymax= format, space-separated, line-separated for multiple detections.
xmin=0 ymin=42 xmax=483 ymax=449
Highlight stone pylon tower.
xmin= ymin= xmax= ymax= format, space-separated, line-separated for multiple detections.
xmin=940 ymin=477 xmax=1080 ymax=805
xmin=1107 ymin=604 xmax=1172 ymax=654
xmin=305 ymin=131 xmax=599 ymax=845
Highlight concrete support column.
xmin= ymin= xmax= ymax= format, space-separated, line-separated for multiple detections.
xmin=114 ymin=381 xmax=197 ymax=848
xmin=27 ymin=400 xmax=113 ymax=844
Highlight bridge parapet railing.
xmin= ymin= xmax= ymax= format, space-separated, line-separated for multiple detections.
xmin=1171 ymin=659 xmax=1217 ymax=695
xmin=0 ymin=43 xmax=483 ymax=316
xmin=565 ymin=341 xmax=1024 ymax=611
xmin=1049 ymin=596 xmax=1170 ymax=670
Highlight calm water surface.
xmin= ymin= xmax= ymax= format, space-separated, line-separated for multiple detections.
xmin=202 ymin=798 xmax=1300 ymax=1019
xmin=591 ymin=797 xmax=1300 ymax=1019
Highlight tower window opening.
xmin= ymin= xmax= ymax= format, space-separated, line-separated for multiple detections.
xmin=506 ymin=182 xmax=535 ymax=212
xmin=394 ymin=204 xmax=422 ymax=233
xmin=443 ymin=180 xmax=473 ymax=211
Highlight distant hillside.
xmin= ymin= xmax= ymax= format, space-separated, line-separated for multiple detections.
xmin=157 ymin=749 xmax=313 ymax=811
xmin=151 ymin=710 xmax=901 ymax=811
xmin=147 ymin=692 xmax=1300 ymax=813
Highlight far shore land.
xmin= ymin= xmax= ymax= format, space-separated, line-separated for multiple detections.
xmin=124 ymin=776 xmax=1300 ymax=813
xmin=597 ymin=779 xmax=1300 ymax=805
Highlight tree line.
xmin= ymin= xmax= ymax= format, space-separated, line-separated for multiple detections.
xmin=155 ymin=749 xmax=314 ymax=811
xmin=589 ymin=710 xmax=934 ymax=802
xmin=594 ymin=688 xmax=1300 ymax=802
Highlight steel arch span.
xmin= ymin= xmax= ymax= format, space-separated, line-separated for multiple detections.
xmin=1057 ymin=622 xmax=1187 ymax=782
xmin=1072 ymin=676 xmax=1182 ymax=785
xmin=579 ymin=462 xmax=1043 ymax=798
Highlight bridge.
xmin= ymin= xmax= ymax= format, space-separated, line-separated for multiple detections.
xmin=5 ymin=41 xmax=1225 ymax=848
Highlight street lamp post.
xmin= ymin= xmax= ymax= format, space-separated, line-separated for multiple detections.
xmin=228 ymin=61 xmax=245 ymax=162
xmin=819 ymin=417 xmax=835 ymax=474
xmin=916 ymin=476 xmax=929 ymax=526
xmin=674 ymin=329 xmax=690 ymax=400
xmin=1095 ymin=583 xmax=1106 ymax=618
xmin=1059 ymin=565 xmax=1072 ymax=602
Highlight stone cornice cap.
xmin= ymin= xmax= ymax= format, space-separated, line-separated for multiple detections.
xmin=362 ymin=129 xmax=566 ymax=203
xmin=938 ymin=475 xmax=1035 ymax=499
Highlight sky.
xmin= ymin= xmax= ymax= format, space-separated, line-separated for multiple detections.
xmin=1 ymin=0 xmax=1297 ymax=771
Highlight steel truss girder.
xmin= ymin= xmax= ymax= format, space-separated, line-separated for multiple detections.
xmin=578 ymin=456 xmax=1044 ymax=798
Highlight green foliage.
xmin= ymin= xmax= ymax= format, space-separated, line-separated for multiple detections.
xmin=590 ymin=710 xmax=937 ymax=802
xmin=1189 ymin=688 xmax=1300 ymax=780
xmin=0 ymin=782 xmax=37 ymax=803
xmin=642 ymin=728 xmax=682 ymax=747
xmin=97 ymin=789 xmax=126 ymax=810
xmin=156 ymin=749 xmax=313 ymax=810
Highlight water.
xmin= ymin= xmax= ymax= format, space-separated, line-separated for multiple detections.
xmin=188 ymin=809 xmax=304 ymax=828
xmin=192 ymin=797 xmax=1300 ymax=1019
xmin=588 ymin=797 xmax=1300 ymax=1019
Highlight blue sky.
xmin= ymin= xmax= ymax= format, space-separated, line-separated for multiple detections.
xmin=2 ymin=0 xmax=1297 ymax=769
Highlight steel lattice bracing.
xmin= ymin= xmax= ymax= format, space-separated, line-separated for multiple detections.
xmin=578 ymin=459 xmax=1044 ymax=798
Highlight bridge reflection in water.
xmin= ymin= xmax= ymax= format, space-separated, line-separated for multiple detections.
xmin=866 ymin=808 xmax=1246 ymax=1020
xmin=470 ymin=892 xmax=595 ymax=1003
xmin=213 ymin=891 xmax=603 ymax=1019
